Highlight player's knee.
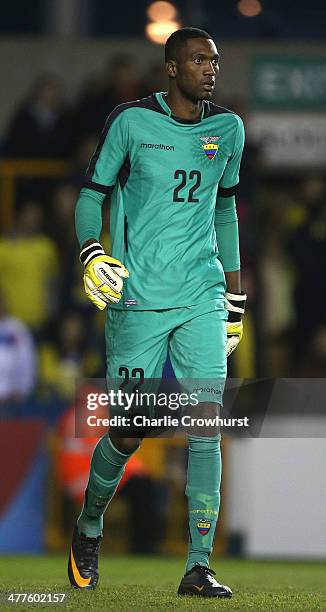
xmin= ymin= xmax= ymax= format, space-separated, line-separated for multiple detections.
xmin=184 ymin=401 xmax=221 ymax=438
xmin=109 ymin=434 xmax=142 ymax=455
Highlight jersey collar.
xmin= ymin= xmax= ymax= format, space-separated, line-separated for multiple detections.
xmin=155 ymin=92 xmax=206 ymax=124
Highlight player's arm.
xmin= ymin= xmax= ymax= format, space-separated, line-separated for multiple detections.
xmin=75 ymin=108 xmax=130 ymax=309
xmin=215 ymin=116 xmax=247 ymax=356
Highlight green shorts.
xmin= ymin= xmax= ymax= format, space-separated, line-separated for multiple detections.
xmin=105 ymin=299 xmax=227 ymax=403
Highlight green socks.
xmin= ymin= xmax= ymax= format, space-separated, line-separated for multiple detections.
xmin=77 ymin=432 xmax=222 ymax=564
xmin=77 ymin=435 xmax=135 ymax=537
xmin=185 ymin=435 xmax=222 ymax=572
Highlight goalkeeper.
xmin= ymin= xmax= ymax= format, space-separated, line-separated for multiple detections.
xmin=68 ymin=27 xmax=246 ymax=598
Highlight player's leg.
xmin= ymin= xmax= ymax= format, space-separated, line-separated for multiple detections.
xmin=105 ymin=306 xmax=171 ymax=449
xmin=169 ymin=300 xmax=232 ymax=597
xmin=68 ymin=431 xmax=141 ymax=589
xmin=69 ymin=309 xmax=169 ymax=589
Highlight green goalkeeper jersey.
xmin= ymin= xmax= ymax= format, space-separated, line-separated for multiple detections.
xmin=77 ymin=92 xmax=244 ymax=309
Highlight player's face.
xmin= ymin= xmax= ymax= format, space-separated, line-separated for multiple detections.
xmin=174 ymin=38 xmax=219 ymax=102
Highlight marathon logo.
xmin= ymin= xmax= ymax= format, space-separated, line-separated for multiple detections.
xmin=140 ymin=142 xmax=175 ymax=151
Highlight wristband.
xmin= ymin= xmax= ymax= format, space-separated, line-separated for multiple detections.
xmin=80 ymin=242 xmax=105 ymax=266
xmin=225 ymin=291 xmax=247 ymax=323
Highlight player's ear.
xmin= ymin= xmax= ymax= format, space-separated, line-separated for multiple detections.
xmin=166 ymin=60 xmax=177 ymax=78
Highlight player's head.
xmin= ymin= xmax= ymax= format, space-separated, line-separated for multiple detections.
xmin=165 ymin=27 xmax=219 ymax=102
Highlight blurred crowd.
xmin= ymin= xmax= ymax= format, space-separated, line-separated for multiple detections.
xmin=0 ymin=54 xmax=169 ymax=403
xmin=0 ymin=52 xmax=326 ymax=408
xmin=0 ymin=56 xmax=181 ymax=552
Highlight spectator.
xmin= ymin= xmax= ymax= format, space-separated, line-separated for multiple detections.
xmin=287 ymin=176 xmax=326 ymax=370
xmin=72 ymin=54 xmax=141 ymax=140
xmin=0 ymin=293 xmax=37 ymax=403
xmin=260 ymin=209 xmax=295 ymax=375
xmin=0 ymin=201 xmax=59 ymax=333
xmin=3 ymin=74 xmax=72 ymax=158
xmin=56 ymin=399 xmax=161 ymax=553
xmin=295 ymin=325 xmax=326 ymax=376
xmin=49 ymin=183 xmax=79 ymax=258
xmin=39 ymin=311 xmax=103 ymax=398
xmin=140 ymin=62 xmax=168 ymax=97
xmin=69 ymin=134 xmax=99 ymax=188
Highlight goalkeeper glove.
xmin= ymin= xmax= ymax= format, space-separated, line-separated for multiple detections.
xmin=80 ymin=242 xmax=129 ymax=310
xmin=225 ymin=291 xmax=247 ymax=357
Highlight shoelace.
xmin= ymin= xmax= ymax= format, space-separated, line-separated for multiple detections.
xmin=195 ymin=565 xmax=217 ymax=585
xmin=194 ymin=564 xmax=215 ymax=576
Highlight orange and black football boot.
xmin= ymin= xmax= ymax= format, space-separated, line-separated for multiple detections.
xmin=68 ymin=525 xmax=102 ymax=590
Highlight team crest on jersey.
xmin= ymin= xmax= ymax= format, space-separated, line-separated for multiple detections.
xmin=197 ymin=520 xmax=211 ymax=535
xmin=200 ymin=136 xmax=220 ymax=160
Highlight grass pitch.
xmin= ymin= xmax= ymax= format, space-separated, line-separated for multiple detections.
xmin=0 ymin=555 xmax=325 ymax=611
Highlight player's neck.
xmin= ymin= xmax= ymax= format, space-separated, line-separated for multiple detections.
xmin=166 ymin=90 xmax=203 ymax=121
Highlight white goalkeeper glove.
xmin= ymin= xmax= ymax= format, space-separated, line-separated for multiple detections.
xmin=225 ymin=291 xmax=247 ymax=357
xmin=80 ymin=242 xmax=129 ymax=310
